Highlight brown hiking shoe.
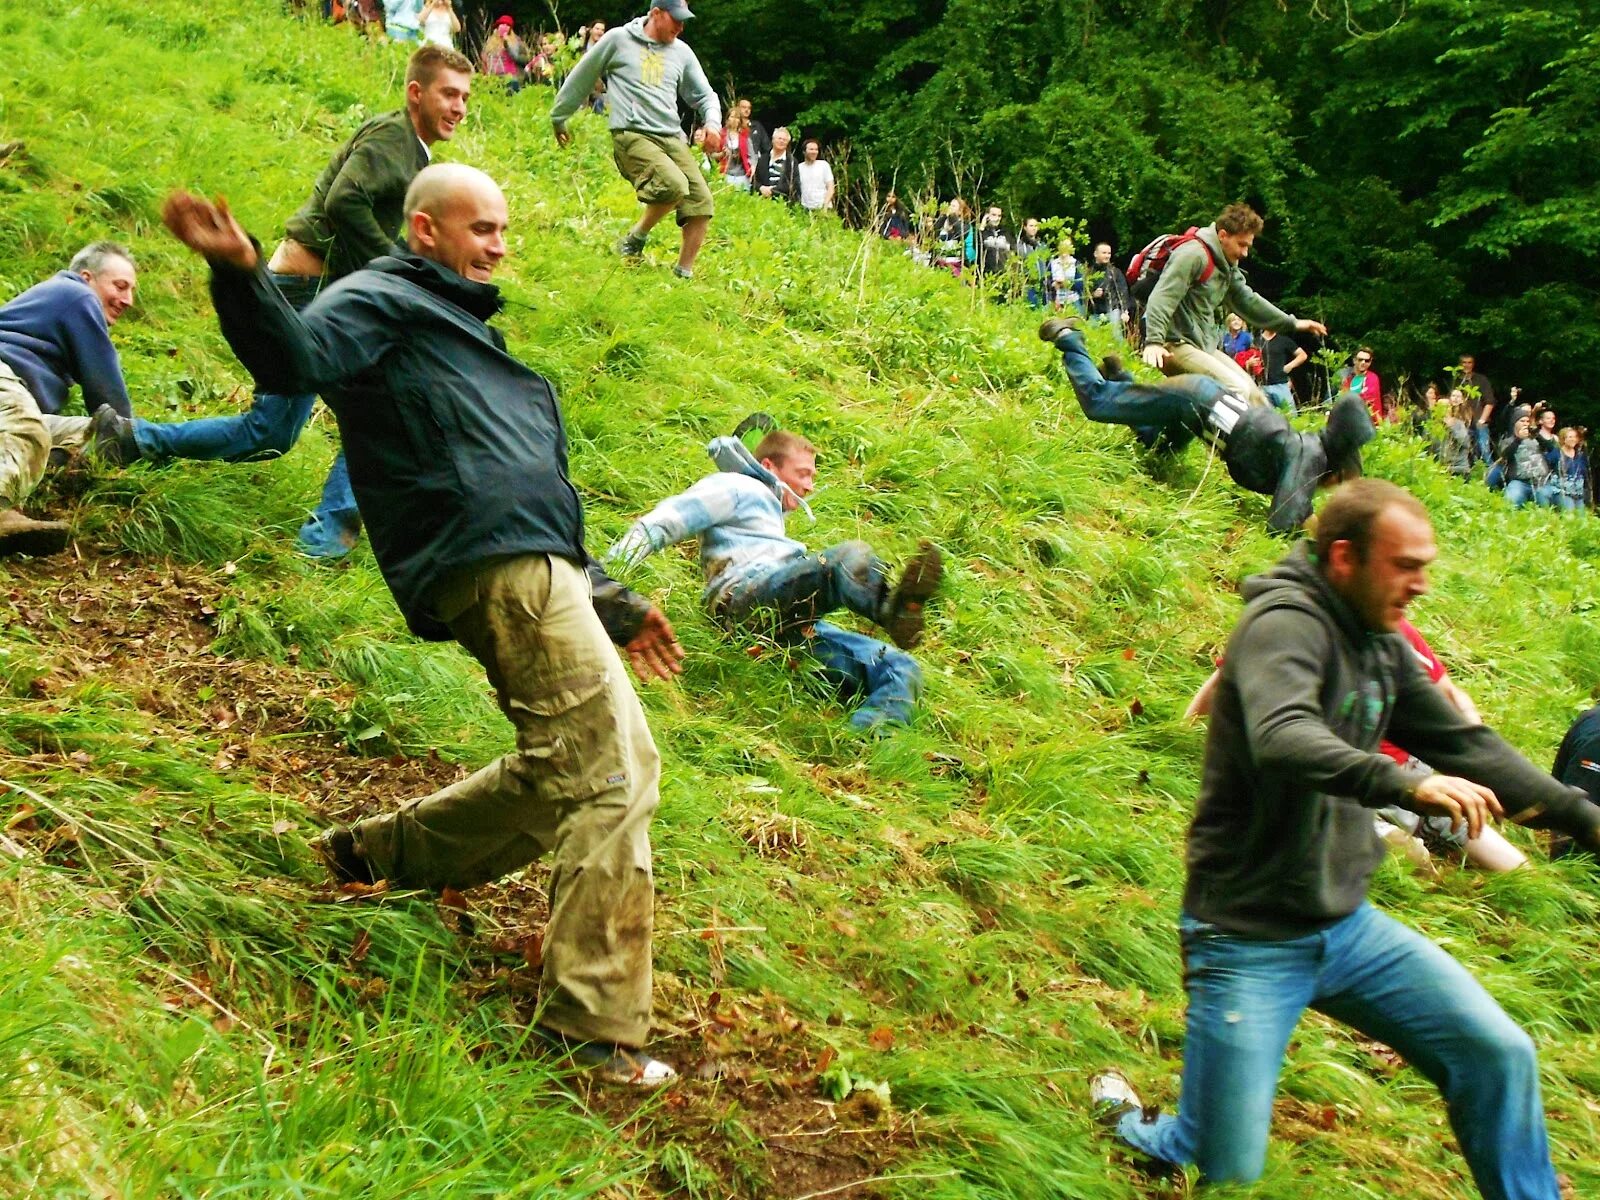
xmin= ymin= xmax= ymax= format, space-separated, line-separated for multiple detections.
xmin=881 ymin=540 xmax=943 ymax=650
xmin=0 ymin=509 xmax=70 ymax=557
xmin=1038 ymin=316 xmax=1085 ymax=344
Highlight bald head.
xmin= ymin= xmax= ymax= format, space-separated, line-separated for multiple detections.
xmin=403 ymin=164 xmax=509 ymax=283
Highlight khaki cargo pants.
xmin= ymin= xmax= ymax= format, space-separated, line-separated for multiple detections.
xmin=0 ymin=359 xmax=92 ymax=514
xmin=353 ymin=553 xmax=662 ymax=1047
xmin=1160 ymin=342 xmax=1270 ymax=408
xmin=611 ymin=129 xmax=715 ymax=224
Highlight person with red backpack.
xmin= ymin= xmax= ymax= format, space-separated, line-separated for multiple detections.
xmin=1130 ymin=204 xmax=1326 ymax=408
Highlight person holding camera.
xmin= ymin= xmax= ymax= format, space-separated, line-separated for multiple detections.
xmin=1495 ymin=405 xmax=1559 ymax=509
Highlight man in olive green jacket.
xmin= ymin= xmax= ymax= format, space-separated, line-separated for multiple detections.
xmin=108 ymin=45 xmax=474 ymax=559
xmin=1142 ymin=203 xmax=1327 ymax=407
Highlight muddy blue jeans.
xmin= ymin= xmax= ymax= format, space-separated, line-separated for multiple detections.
xmin=720 ymin=542 xmax=921 ymax=727
xmin=1116 ymin=904 xmax=1559 ymax=1198
xmin=130 ymin=272 xmax=361 ymax=557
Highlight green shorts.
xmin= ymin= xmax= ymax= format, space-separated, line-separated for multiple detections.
xmin=611 ymin=130 xmax=714 ymax=223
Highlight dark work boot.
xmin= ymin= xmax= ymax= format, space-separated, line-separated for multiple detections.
xmin=314 ymin=828 xmax=375 ymax=886
xmin=1321 ymin=393 xmax=1376 ymax=479
xmin=879 ymin=540 xmax=943 ymax=650
xmin=89 ymin=406 xmax=142 ymax=465
xmin=1101 ymin=354 xmax=1132 ymax=382
xmin=0 ymin=509 xmax=70 ymax=557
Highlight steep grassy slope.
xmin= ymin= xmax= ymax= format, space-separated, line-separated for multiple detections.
xmin=1 ymin=4 xmax=1598 ymax=1197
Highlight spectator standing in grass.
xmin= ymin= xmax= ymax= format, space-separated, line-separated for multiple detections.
xmin=1336 ymin=346 xmax=1383 ymax=422
xmin=931 ymin=199 xmax=968 ymax=277
xmin=1086 ymin=241 xmax=1131 ymax=334
xmin=735 ymin=97 xmax=770 ymax=162
xmin=795 ymin=139 xmax=835 ymax=213
xmin=721 ymin=110 xmax=752 ymax=191
xmin=606 ymin=422 xmax=942 ymax=733
xmin=418 ymin=0 xmax=458 ymax=49
xmin=95 ymin=46 xmax=473 ymax=561
xmin=1093 ymin=478 xmax=1600 ymax=1195
xmin=1141 ymin=203 xmax=1327 ymax=409
xmin=551 ymin=1 xmax=722 ymax=281
xmin=1460 ymin=353 xmax=1498 ymax=463
xmin=0 ymin=242 xmax=138 ymax=557
xmin=383 ymin=0 xmax=422 ymax=41
xmin=481 ymin=16 xmax=528 ymax=90
xmin=1258 ymin=326 xmax=1305 ymax=414
xmin=163 ymin=165 xmax=687 ymax=1089
xmin=878 ymin=192 xmax=911 ymax=240
xmin=1015 ymin=219 xmax=1051 ymax=308
xmin=1430 ymin=385 xmax=1472 ymax=478
xmin=752 ymin=126 xmax=798 ymax=204
xmin=1221 ymin=312 xmax=1253 ymax=357
xmin=1049 ymin=240 xmax=1084 ymax=313
xmin=969 ymin=206 xmax=1012 ymax=286
xmin=1553 ymin=427 xmax=1590 ymax=513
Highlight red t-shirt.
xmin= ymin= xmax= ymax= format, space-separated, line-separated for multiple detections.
xmin=1379 ymin=619 xmax=1445 ymax=765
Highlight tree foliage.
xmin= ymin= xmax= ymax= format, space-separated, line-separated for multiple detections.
xmin=679 ymin=0 xmax=1600 ymax=417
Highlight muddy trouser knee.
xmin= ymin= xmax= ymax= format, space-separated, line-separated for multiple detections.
xmin=806 ymin=620 xmax=922 ymax=727
xmin=352 ymin=553 xmax=661 ymax=1047
xmin=720 ymin=542 xmax=889 ymax=633
xmin=0 ymin=361 xmax=52 ymax=514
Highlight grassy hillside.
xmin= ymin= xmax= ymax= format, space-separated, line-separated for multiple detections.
xmin=2 ymin=4 xmax=1597 ymax=1197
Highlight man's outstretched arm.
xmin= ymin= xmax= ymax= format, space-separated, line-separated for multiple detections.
xmin=162 ymin=191 xmax=391 ymax=396
xmin=585 ymin=556 xmax=684 ymax=683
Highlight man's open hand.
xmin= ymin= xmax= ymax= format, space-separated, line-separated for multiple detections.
xmin=1142 ymin=343 xmax=1169 ymax=370
xmin=1296 ymin=318 xmax=1329 ymax=338
xmin=1411 ymin=774 xmax=1504 ymax=841
xmin=162 ymin=191 xmax=257 ymax=270
xmin=625 ymin=606 xmax=685 ymax=683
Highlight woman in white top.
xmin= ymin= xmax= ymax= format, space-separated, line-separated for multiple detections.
xmin=418 ymin=0 xmax=460 ymax=49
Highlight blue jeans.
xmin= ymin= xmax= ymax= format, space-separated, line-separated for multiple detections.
xmin=720 ymin=541 xmax=887 ymax=631
xmin=1474 ymin=423 xmax=1493 ymax=464
xmin=130 ymin=273 xmax=361 ymax=557
xmin=1053 ymin=328 xmax=1219 ymax=445
xmin=1261 ymin=382 xmax=1296 ymax=413
xmin=808 ymin=621 xmax=922 ymax=729
xmin=1117 ymin=904 xmax=1558 ymax=1198
xmin=1554 ymin=490 xmax=1585 ymax=513
xmin=1505 ymin=480 xmax=1556 ymax=509
xmin=720 ymin=543 xmax=920 ymax=727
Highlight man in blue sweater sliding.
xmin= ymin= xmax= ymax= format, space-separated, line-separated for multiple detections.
xmin=0 ymin=241 xmax=138 ymax=556
xmin=605 ymin=421 xmax=941 ymax=731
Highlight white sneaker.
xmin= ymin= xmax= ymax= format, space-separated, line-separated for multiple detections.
xmin=1090 ymin=1069 xmax=1143 ymax=1126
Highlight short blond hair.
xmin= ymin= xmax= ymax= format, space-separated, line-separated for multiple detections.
xmin=754 ymin=431 xmax=817 ymax=465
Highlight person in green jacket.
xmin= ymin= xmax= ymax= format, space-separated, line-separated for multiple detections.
xmin=550 ymin=2 xmax=722 ymax=279
xmin=1141 ymin=203 xmax=1327 ymax=408
xmin=99 ymin=45 xmax=474 ymax=560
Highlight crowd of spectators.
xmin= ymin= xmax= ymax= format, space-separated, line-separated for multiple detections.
xmin=293 ymin=2 xmax=1590 ymax=515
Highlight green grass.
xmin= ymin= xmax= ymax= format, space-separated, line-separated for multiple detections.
xmin=2 ymin=3 xmax=1598 ymax=1196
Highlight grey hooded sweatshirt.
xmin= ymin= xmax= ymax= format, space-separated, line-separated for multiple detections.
xmin=1185 ymin=543 xmax=1600 ymax=940
xmin=550 ymin=17 xmax=720 ymax=138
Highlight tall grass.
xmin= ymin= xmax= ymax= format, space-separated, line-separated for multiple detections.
xmin=1 ymin=2 xmax=1597 ymax=1196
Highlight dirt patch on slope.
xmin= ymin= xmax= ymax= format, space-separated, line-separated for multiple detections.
xmin=3 ymin=548 xmax=920 ymax=1197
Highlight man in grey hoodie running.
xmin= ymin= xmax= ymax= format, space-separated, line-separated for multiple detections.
xmin=1092 ymin=479 xmax=1600 ymax=1198
xmin=551 ymin=2 xmax=722 ymax=279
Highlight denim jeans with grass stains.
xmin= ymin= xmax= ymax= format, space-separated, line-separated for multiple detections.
xmin=1116 ymin=904 xmax=1559 ymax=1199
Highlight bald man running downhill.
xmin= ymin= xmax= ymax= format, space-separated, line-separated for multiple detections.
xmin=162 ymin=164 xmax=687 ymax=1087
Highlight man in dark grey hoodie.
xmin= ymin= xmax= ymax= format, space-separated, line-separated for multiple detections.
xmin=1094 ymin=479 xmax=1599 ymax=1197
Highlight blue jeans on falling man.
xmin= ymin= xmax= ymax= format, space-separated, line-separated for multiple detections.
xmin=1116 ymin=904 xmax=1559 ymax=1199
xmin=1054 ymin=328 xmax=1226 ymax=450
xmin=130 ymin=273 xmax=361 ymax=558
xmin=719 ymin=541 xmax=922 ymax=730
